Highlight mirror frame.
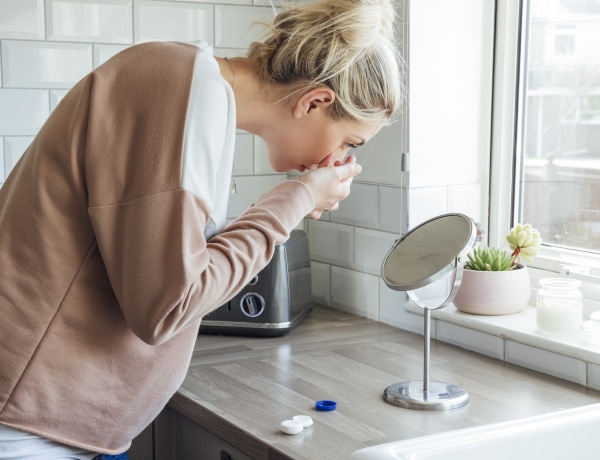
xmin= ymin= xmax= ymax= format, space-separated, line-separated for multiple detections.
xmin=381 ymin=213 xmax=476 ymax=310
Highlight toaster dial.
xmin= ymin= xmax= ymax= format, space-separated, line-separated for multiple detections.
xmin=240 ymin=292 xmax=265 ymax=317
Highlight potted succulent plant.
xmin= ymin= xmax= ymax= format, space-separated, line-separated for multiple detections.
xmin=453 ymin=223 xmax=542 ymax=315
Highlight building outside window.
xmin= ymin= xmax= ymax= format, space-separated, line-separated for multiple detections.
xmin=517 ymin=0 xmax=600 ymax=257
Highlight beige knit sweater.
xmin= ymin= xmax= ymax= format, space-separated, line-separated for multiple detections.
xmin=0 ymin=41 xmax=314 ymax=454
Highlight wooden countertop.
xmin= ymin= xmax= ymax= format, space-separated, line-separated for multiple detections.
xmin=169 ymin=306 xmax=600 ymax=459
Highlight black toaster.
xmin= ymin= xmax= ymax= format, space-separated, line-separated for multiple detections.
xmin=198 ymin=229 xmax=313 ymax=337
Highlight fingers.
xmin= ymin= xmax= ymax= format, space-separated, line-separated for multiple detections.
xmin=307 ymin=202 xmax=339 ymax=220
xmin=334 ymin=155 xmax=356 ymax=167
xmin=308 ymin=209 xmax=323 ymax=220
xmin=336 ymin=161 xmax=362 ymax=182
xmin=297 ymin=156 xmax=362 ymax=219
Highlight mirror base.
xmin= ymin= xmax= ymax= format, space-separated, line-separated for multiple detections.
xmin=384 ymin=381 xmax=469 ymax=411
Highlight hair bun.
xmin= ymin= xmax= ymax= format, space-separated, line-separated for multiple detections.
xmin=248 ymin=0 xmax=404 ymax=125
xmin=333 ymin=0 xmax=396 ymax=49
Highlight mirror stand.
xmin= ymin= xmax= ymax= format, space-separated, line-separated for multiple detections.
xmin=381 ymin=214 xmax=476 ymax=411
xmin=383 ymin=302 xmax=469 ymax=411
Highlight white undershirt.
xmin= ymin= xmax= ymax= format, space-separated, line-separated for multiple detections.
xmin=182 ymin=41 xmax=236 ymax=235
xmin=0 ymin=424 xmax=96 ymax=459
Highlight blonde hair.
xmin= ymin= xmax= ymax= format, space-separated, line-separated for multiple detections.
xmin=248 ymin=0 xmax=404 ymax=126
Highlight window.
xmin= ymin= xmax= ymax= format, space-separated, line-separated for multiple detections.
xmin=490 ymin=0 xmax=600 ymax=306
xmin=519 ymin=0 xmax=600 ymax=254
xmin=553 ymin=24 xmax=575 ymax=55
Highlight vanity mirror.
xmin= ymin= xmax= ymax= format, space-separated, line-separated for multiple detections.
xmin=381 ymin=213 xmax=476 ymax=410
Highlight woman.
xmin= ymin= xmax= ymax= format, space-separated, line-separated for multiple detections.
xmin=0 ymin=0 xmax=403 ymax=458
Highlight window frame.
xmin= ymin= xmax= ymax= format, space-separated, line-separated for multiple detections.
xmin=489 ymin=0 xmax=600 ymax=305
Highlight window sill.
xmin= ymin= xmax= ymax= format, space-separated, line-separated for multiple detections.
xmin=405 ymin=302 xmax=600 ymax=388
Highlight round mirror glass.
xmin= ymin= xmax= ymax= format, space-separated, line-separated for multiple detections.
xmin=381 ymin=214 xmax=476 ymax=293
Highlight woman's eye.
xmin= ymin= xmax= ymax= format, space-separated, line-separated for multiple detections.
xmin=345 ymin=143 xmax=359 ymax=149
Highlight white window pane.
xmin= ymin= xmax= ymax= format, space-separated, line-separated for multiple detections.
xmin=518 ymin=0 xmax=600 ymax=253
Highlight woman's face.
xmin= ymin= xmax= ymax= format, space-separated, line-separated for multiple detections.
xmin=266 ymin=110 xmax=380 ymax=173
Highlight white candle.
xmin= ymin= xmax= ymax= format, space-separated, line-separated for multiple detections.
xmin=536 ymin=278 xmax=583 ymax=335
xmin=537 ymin=303 xmax=582 ymax=334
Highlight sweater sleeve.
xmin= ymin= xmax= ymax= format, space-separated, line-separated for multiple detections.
xmin=88 ymin=180 xmax=314 ymax=345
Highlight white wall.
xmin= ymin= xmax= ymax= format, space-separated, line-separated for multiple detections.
xmin=408 ymin=0 xmax=494 ymax=227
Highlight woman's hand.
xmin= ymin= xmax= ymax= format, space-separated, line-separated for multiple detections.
xmin=298 ymin=155 xmax=362 ymax=220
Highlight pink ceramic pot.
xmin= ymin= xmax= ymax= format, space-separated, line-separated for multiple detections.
xmin=453 ymin=264 xmax=531 ymax=315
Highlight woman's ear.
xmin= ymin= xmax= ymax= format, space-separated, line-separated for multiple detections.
xmin=293 ymin=87 xmax=336 ymax=118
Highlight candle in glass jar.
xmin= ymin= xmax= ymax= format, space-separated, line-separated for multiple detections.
xmin=536 ymin=278 xmax=583 ymax=335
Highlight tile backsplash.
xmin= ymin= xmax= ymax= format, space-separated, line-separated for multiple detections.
xmin=0 ymin=0 xmax=480 ymax=329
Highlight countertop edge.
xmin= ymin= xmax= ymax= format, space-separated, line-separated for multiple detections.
xmin=169 ymin=387 xmax=290 ymax=460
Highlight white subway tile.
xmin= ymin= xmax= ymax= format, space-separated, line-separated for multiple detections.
xmin=225 ymin=174 xmax=285 ymax=219
xmin=253 ymin=136 xmax=278 ymax=175
xmin=310 ymin=261 xmax=330 ymax=306
xmin=331 ymin=266 xmax=379 ymax=320
xmin=330 ymin=183 xmax=379 ymax=229
xmin=505 ymin=340 xmax=587 ymax=385
xmin=4 ymin=137 xmax=33 ymax=178
xmin=232 ymin=133 xmax=254 ymax=176
xmin=0 ymin=90 xmax=49 ymax=136
xmin=0 ymin=139 xmax=4 ymax=180
xmin=135 ymin=1 xmax=213 ymax=44
xmin=379 ymin=279 xmax=423 ymax=333
xmin=47 ymin=0 xmax=133 ymax=44
xmin=93 ymin=44 xmax=129 ymax=67
xmin=354 ymin=126 xmax=408 ymax=187
xmin=0 ymin=0 xmax=45 ymax=40
xmin=1 ymin=41 xmax=92 ymax=89
xmin=588 ymin=363 xmax=600 ymax=390
xmin=50 ymin=90 xmax=69 ymax=112
xmin=437 ymin=322 xmax=504 ymax=360
xmin=213 ymin=48 xmax=246 ymax=59
xmin=355 ymin=228 xmax=397 ymax=276
xmin=215 ymin=5 xmax=271 ymax=49
xmin=379 ymin=278 xmax=410 ymax=333
xmin=179 ymin=0 xmax=251 ymax=5
xmin=408 ymin=186 xmax=447 ymax=229
xmin=379 ymin=185 xmax=406 ymax=234
xmin=252 ymin=0 xmax=282 ymax=6
xmin=448 ymin=183 xmax=482 ymax=224
xmin=307 ymin=220 xmax=353 ymax=268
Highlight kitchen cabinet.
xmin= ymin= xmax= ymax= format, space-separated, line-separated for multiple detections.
xmin=153 ymin=406 xmax=252 ymax=460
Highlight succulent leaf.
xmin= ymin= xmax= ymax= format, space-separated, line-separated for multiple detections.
xmin=490 ymin=256 xmax=500 ymax=271
xmin=465 ymin=246 xmax=514 ymax=271
xmin=517 ymin=230 xmax=527 ymax=247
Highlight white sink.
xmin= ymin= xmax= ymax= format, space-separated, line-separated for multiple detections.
xmin=350 ymin=403 xmax=600 ymax=459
